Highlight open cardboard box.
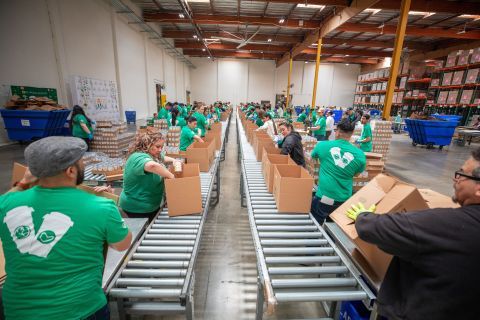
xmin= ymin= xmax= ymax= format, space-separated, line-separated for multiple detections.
xmin=11 ymin=162 xmax=120 ymax=204
xmin=262 ymin=154 xmax=296 ymax=193
xmin=255 ymin=137 xmax=275 ymax=161
xmin=330 ymin=174 xmax=429 ymax=280
xmin=186 ymin=140 xmax=215 ymax=172
xmin=253 ymin=131 xmax=271 ymax=151
xmin=165 ymin=163 xmax=203 ymax=216
xmin=419 ymin=188 xmax=460 ymax=209
xmin=203 ymin=134 xmax=220 ymax=151
xmin=272 ymin=164 xmax=314 ymax=213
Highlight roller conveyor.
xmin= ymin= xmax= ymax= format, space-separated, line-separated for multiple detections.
xmin=107 ymin=115 xmax=231 ymax=320
xmin=236 ymin=112 xmax=375 ymax=320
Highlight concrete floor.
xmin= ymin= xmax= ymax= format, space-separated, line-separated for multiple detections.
xmin=0 ymin=120 xmax=478 ymax=319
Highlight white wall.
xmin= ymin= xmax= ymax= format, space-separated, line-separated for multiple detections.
xmin=190 ymin=58 xmax=360 ymax=107
xmin=0 ymin=0 xmax=192 ymax=145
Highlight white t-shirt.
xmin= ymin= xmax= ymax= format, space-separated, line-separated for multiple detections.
xmin=257 ymin=120 xmax=277 ymax=137
xmin=326 ymin=116 xmax=335 ymax=131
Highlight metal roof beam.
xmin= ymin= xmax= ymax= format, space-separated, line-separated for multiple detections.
xmin=337 ymin=23 xmax=480 ymax=40
xmin=175 ymin=42 xmax=291 ymax=52
xmin=374 ymin=0 xmax=480 ymax=15
xmin=302 ymin=47 xmax=391 ymax=57
xmin=144 ymin=13 xmax=321 ymax=29
xmin=277 ymin=0 xmax=380 ymax=66
xmin=163 ymin=30 xmax=303 ymax=43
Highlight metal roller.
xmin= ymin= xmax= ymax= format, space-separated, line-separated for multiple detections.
xmin=132 ymin=253 xmax=191 ymax=260
xmin=268 ymin=266 xmax=349 ymax=275
xmin=150 ymin=224 xmax=199 ymax=229
xmin=136 ymin=246 xmax=193 ymax=253
xmin=109 ymin=288 xmax=181 ymax=299
xmin=254 ymin=214 xmax=310 ymax=219
xmin=116 ymin=278 xmax=185 ymax=287
xmin=255 ymin=219 xmax=313 ymax=225
xmin=121 ymin=269 xmax=187 ymax=277
xmin=141 ymin=240 xmax=195 ymax=246
xmin=275 ymin=291 xmax=368 ymax=302
xmin=126 ymin=261 xmax=189 ymax=268
xmin=271 ymin=278 xmax=358 ymax=289
xmin=258 ymin=232 xmax=324 ymax=238
xmin=257 ymin=225 xmax=318 ymax=231
xmin=265 ymin=255 xmax=341 ymax=265
xmin=144 ymin=234 xmax=197 ymax=240
xmin=263 ymin=247 xmax=334 ymax=255
xmin=261 ymin=239 xmax=328 ymax=246
xmin=148 ymin=229 xmax=198 ymax=234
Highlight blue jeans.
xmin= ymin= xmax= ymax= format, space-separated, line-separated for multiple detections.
xmin=85 ymin=304 xmax=110 ymax=320
xmin=310 ymin=196 xmax=343 ymax=225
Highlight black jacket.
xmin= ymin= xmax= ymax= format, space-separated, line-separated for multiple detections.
xmin=356 ymin=205 xmax=480 ymax=320
xmin=280 ymin=131 xmax=305 ymax=166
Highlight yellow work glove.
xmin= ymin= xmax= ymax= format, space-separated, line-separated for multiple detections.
xmin=346 ymin=203 xmax=376 ymax=221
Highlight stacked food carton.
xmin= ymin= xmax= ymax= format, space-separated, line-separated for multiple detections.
xmin=302 ymin=135 xmax=317 ymax=153
xmin=353 ymin=152 xmax=385 ymax=192
xmin=372 ymin=121 xmax=393 ymax=161
xmin=304 ymin=151 xmax=320 ymax=185
xmin=167 ymin=126 xmax=181 ymax=147
xmin=154 ymin=119 xmax=169 ymax=130
xmin=90 ymin=121 xmax=135 ymax=158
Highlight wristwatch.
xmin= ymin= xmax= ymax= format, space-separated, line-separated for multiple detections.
xmin=13 ymin=181 xmax=30 ymax=190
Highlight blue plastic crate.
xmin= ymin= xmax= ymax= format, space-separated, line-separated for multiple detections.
xmin=125 ymin=111 xmax=136 ymax=124
xmin=339 ymin=301 xmax=370 ymax=320
xmin=0 ymin=109 xmax=71 ymax=141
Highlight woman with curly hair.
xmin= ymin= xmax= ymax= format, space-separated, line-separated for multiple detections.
xmin=119 ymin=129 xmax=180 ymax=221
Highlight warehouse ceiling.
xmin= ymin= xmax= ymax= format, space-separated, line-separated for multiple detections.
xmin=132 ymin=0 xmax=480 ymax=65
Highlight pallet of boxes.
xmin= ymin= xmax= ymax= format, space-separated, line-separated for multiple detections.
xmin=303 ymin=135 xmax=320 ymax=185
xmin=90 ymin=121 xmax=135 ymax=158
xmin=372 ymin=121 xmax=393 ymax=161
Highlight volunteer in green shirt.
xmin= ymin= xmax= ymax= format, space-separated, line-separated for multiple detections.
xmin=296 ymin=111 xmax=307 ymax=123
xmin=120 ymin=130 xmax=180 ymax=221
xmin=157 ymin=103 xmax=172 ymax=127
xmin=193 ymin=106 xmax=208 ymax=137
xmin=310 ymin=109 xmax=327 ymax=141
xmin=394 ymin=111 xmax=402 ymax=133
xmin=255 ymin=110 xmax=265 ymax=127
xmin=310 ymin=119 xmax=366 ymax=224
xmin=357 ymin=114 xmax=373 ymax=152
xmin=311 ymin=107 xmax=318 ymax=124
xmin=180 ymin=117 xmax=204 ymax=151
xmin=70 ymin=105 xmax=94 ymax=150
xmin=0 ymin=136 xmax=131 ymax=320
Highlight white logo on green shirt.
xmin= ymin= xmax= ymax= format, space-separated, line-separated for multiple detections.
xmin=330 ymin=147 xmax=354 ymax=169
xmin=4 ymin=206 xmax=74 ymax=258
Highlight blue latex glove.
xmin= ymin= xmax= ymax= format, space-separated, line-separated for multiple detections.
xmin=87 ymin=133 xmax=93 ymax=140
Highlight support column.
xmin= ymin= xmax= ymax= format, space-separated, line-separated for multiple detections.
xmin=383 ymin=0 xmax=411 ymax=120
xmin=311 ymin=38 xmax=322 ymax=109
xmin=286 ymin=55 xmax=293 ymax=108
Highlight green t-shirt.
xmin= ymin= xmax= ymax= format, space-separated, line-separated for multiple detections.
xmin=360 ymin=123 xmax=373 ymax=152
xmin=311 ymin=139 xmax=366 ymax=202
xmin=157 ymin=108 xmax=171 ymax=127
xmin=180 ymin=126 xmax=196 ymax=151
xmin=312 ymin=113 xmax=317 ymax=124
xmin=0 ymin=187 xmax=128 ymax=320
xmin=215 ymin=107 xmax=221 ymax=123
xmin=120 ymin=152 xmax=165 ymax=213
xmin=297 ymin=113 xmax=307 ymax=123
xmin=181 ymin=106 xmax=189 ymax=118
xmin=176 ymin=116 xmax=187 ymax=128
xmin=255 ymin=118 xmax=264 ymax=127
xmin=193 ymin=112 xmax=207 ymax=137
xmin=72 ymin=114 xmax=92 ymax=139
xmin=313 ymin=116 xmax=326 ymax=136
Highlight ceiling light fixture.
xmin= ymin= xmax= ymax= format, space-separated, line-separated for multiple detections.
xmin=346 ymin=64 xmax=350 ymax=66
xmin=268 ymin=38 xmax=272 ymax=42
xmin=409 ymin=11 xmax=435 ymax=18
xmin=193 ymin=35 xmax=198 ymax=39
xmin=179 ymin=13 xmax=185 ymax=18
xmin=208 ymin=56 xmax=211 ymax=59
xmin=202 ymin=48 xmax=206 ymax=51
xmin=345 ymin=54 xmax=350 ymax=57
xmin=459 ymin=14 xmax=480 ymax=21
xmin=305 ymin=61 xmax=308 ymax=64
xmin=364 ymin=8 xmax=381 ymax=15
xmin=297 ymin=4 xmax=325 ymax=10
xmin=279 ymin=18 xmax=285 ymax=24
xmin=186 ymin=0 xmax=210 ymax=3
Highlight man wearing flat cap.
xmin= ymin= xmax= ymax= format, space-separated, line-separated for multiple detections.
xmin=0 ymin=136 xmax=132 ymax=320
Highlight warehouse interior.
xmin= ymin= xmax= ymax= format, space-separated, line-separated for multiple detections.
xmin=0 ymin=0 xmax=480 ymax=320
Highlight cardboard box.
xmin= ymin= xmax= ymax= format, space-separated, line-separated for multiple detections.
xmin=253 ymin=131 xmax=271 ymax=153
xmin=330 ymin=174 xmax=429 ymax=280
xmin=460 ymin=90 xmax=474 ymax=104
xmin=447 ymin=90 xmax=459 ymax=104
xmin=364 ymin=152 xmax=383 ymax=160
xmin=442 ymin=72 xmax=453 ymax=86
xmin=465 ymin=68 xmax=479 ymax=84
xmin=445 ymin=52 xmax=457 ymax=67
xmin=255 ymin=137 xmax=275 ymax=162
xmin=204 ymin=132 xmax=220 ymax=151
xmin=165 ymin=163 xmax=202 ymax=216
xmin=437 ymin=91 xmax=449 ymax=104
xmin=77 ymin=185 xmax=119 ymax=204
xmin=11 ymin=162 xmax=27 ymax=187
xmin=451 ymin=70 xmax=465 ymax=85
xmin=431 ymin=78 xmax=440 ymax=87
xmin=457 ymin=50 xmax=470 ymax=66
xmin=419 ymin=188 xmax=460 ymax=209
xmin=471 ymin=47 xmax=480 ymax=63
xmin=272 ymin=164 xmax=314 ymax=213
xmin=186 ymin=140 xmax=215 ymax=172
xmin=262 ymin=154 xmax=296 ymax=193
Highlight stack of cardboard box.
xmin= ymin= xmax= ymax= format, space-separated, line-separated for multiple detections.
xmin=154 ymin=119 xmax=169 ymax=130
xmin=186 ymin=140 xmax=216 ymax=172
xmin=90 ymin=121 xmax=135 ymax=158
xmin=353 ymin=152 xmax=385 ymax=192
xmin=372 ymin=121 xmax=393 ymax=161
xmin=304 ymin=151 xmax=320 ymax=185
xmin=302 ymin=135 xmax=317 ymax=153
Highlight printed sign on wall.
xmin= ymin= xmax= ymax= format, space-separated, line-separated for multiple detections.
xmin=71 ymin=76 xmax=120 ymax=121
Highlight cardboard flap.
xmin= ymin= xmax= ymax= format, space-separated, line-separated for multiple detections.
xmin=11 ymin=162 xmax=27 ymax=186
xmin=419 ymin=188 xmax=460 ymax=209
xmin=376 ymin=184 xmax=428 ymax=213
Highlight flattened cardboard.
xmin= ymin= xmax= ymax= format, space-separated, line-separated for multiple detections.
xmin=272 ymin=164 xmax=314 ymax=213
xmin=330 ymin=174 xmax=429 ymax=279
xmin=262 ymin=154 xmax=296 ymax=193
xmin=165 ymin=163 xmax=203 ymax=216
xmin=77 ymin=185 xmax=120 ymax=204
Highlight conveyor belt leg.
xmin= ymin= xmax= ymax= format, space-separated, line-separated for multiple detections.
xmin=255 ymin=277 xmax=265 ymax=320
xmin=210 ymin=164 xmax=221 ymax=207
xmin=116 ymin=298 xmax=129 ymax=320
xmin=240 ymin=170 xmax=247 ymax=208
xmin=186 ymin=275 xmax=195 ymax=320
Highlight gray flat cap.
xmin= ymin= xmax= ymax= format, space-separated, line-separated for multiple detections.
xmin=25 ymin=136 xmax=88 ymax=178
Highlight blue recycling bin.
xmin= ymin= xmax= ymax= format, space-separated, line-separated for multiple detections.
xmin=0 ymin=109 xmax=71 ymax=141
xmin=405 ymin=118 xmax=458 ymax=149
xmin=125 ymin=111 xmax=136 ymax=124
xmin=431 ymin=114 xmax=462 ymax=123
xmin=339 ymin=301 xmax=370 ymax=320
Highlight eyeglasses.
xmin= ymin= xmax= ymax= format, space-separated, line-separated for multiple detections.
xmin=454 ymin=170 xmax=480 ymax=182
